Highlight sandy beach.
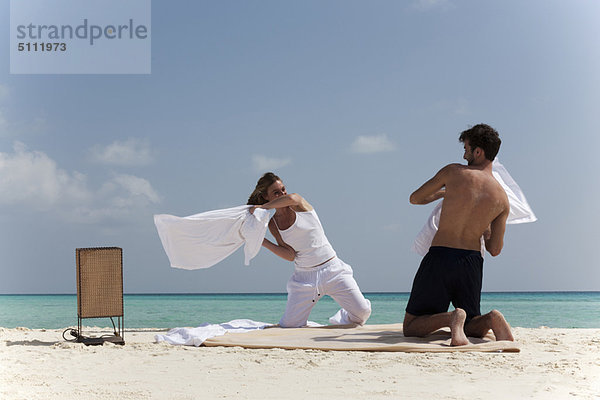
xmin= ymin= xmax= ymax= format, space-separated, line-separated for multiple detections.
xmin=1 ymin=326 xmax=599 ymax=399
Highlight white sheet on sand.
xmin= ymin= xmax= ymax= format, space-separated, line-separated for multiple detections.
xmin=154 ymin=319 xmax=323 ymax=346
xmin=412 ymin=159 xmax=537 ymax=256
xmin=154 ymin=205 xmax=272 ymax=270
xmin=155 ymin=319 xmax=272 ymax=346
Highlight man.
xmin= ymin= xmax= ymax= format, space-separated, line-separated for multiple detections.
xmin=403 ymin=124 xmax=514 ymax=346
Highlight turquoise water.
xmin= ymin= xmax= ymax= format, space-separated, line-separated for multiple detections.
xmin=0 ymin=292 xmax=598 ymax=329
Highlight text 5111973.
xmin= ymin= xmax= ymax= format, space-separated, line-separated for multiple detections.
xmin=18 ymin=43 xmax=67 ymax=52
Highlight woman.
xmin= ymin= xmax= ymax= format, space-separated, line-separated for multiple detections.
xmin=248 ymin=172 xmax=371 ymax=328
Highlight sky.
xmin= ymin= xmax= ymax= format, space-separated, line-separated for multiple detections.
xmin=1 ymin=0 xmax=599 ymax=294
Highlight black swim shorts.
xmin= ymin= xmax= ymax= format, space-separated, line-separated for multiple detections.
xmin=405 ymin=246 xmax=483 ymax=322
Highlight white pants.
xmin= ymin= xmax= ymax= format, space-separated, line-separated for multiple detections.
xmin=279 ymin=257 xmax=372 ymax=328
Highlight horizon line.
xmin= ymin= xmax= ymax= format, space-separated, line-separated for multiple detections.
xmin=1 ymin=290 xmax=599 ymax=296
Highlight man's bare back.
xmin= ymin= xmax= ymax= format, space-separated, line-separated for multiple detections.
xmin=434 ymin=164 xmax=508 ymax=254
xmin=409 ymin=143 xmax=509 ymax=256
xmin=404 ymin=125 xmax=514 ymax=345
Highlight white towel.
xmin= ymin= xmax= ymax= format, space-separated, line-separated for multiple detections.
xmin=412 ymin=159 xmax=537 ymax=256
xmin=154 ymin=319 xmax=324 ymax=346
xmin=155 ymin=319 xmax=272 ymax=346
xmin=154 ymin=205 xmax=272 ymax=270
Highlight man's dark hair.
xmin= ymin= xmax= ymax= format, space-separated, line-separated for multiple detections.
xmin=459 ymin=124 xmax=501 ymax=161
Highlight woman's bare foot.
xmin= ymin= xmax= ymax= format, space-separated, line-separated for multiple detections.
xmin=450 ymin=308 xmax=470 ymax=346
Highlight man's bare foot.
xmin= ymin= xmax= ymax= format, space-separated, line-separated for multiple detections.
xmin=450 ymin=308 xmax=469 ymax=346
xmin=489 ymin=309 xmax=514 ymax=341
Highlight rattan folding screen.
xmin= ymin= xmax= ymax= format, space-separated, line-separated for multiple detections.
xmin=76 ymin=247 xmax=124 ymax=345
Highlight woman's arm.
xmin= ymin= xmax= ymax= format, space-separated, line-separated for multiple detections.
xmin=252 ymin=193 xmax=312 ymax=213
xmin=262 ymin=219 xmax=296 ymax=261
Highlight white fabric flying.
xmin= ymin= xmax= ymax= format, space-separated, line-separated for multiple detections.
xmin=277 ymin=209 xmax=337 ymax=268
xmin=491 ymin=159 xmax=537 ymax=224
xmin=154 ymin=319 xmax=272 ymax=346
xmin=412 ymin=159 xmax=537 ymax=256
xmin=154 ymin=205 xmax=271 ymax=270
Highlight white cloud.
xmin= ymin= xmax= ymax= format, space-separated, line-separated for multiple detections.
xmin=91 ymin=138 xmax=153 ymax=166
xmin=103 ymin=174 xmax=161 ymax=207
xmin=0 ymin=142 xmax=161 ymax=221
xmin=252 ymin=154 xmax=291 ymax=172
xmin=0 ymin=142 xmax=90 ymax=209
xmin=350 ymin=134 xmax=396 ymax=154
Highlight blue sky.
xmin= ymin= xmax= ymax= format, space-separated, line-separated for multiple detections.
xmin=1 ymin=0 xmax=599 ymax=294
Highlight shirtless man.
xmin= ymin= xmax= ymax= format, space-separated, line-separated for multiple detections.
xmin=403 ymin=124 xmax=515 ymax=346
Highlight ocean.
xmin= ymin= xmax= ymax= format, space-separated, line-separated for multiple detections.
xmin=1 ymin=292 xmax=599 ymax=329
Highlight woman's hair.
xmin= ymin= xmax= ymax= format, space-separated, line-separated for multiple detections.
xmin=247 ymin=172 xmax=282 ymax=205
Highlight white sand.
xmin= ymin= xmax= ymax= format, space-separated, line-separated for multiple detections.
xmin=1 ymin=326 xmax=599 ymax=399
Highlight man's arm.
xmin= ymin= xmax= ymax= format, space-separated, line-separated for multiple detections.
xmin=485 ymin=207 xmax=508 ymax=257
xmin=409 ymin=165 xmax=454 ymax=205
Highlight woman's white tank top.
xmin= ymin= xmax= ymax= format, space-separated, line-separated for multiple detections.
xmin=275 ymin=209 xmax=336 ymax=268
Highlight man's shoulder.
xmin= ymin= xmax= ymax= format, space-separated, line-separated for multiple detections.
xmin=444 ymin=163 xmax=464 ymax=168
xmin=439 ymin=163 xmax=467 ymax=176
xmin=440 ymin=163 xmax=465 ymax=172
